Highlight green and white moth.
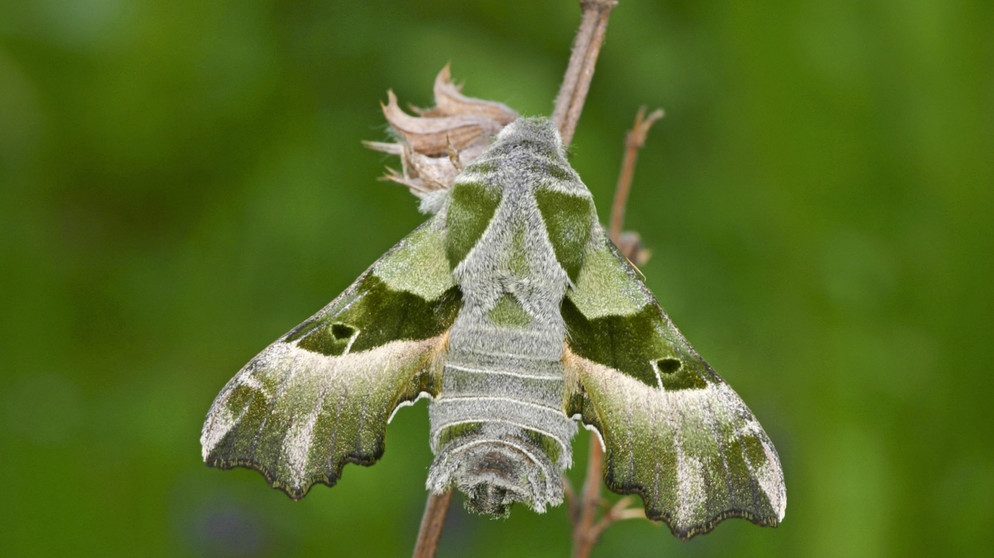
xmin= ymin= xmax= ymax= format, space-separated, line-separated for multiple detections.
xmin=201 ymin=117 xmax=786 ymax=540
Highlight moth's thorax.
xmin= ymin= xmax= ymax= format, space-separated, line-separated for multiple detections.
xmin=442 ymin=120 xmax=594 ymax=357
xmin=427 ymin=118 xmax=595 ymax=514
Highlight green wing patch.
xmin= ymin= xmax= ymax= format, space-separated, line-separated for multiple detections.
xmin=564 ymin=227 xmax=716 ymax=391
xmin=446 ymin=180 xmax=501 ymax=268
xmin=292 ymin=274 xmax=459 ymax=355
xmin=201 ymin=216 xmax=461 ymax=498
xmin=534 ymin=186 xmax=594 ymax=282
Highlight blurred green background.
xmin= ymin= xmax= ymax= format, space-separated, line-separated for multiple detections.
xmin=2 ymin=0 xmax=992 ymax=556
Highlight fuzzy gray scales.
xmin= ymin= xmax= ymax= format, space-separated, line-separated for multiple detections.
xmin=427 ymin=121 xmax=583 ymax=514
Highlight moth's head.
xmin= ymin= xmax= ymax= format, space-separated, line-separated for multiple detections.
xmin=493 ymin=117 xmax=565 ymax=158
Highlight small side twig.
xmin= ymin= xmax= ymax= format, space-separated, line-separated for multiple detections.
xmin=585 ymin=497 xmax=647 ymax=545
xmin=609 ymin=106 xmax=664 ymax=243
xmin=413 ymin=491 xmax=453 ymax=558
xmin=552 ymin=0 xmax=619 ymax=145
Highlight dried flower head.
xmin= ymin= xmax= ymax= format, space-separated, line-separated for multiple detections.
xmin=365 ymin=65 xmax=518 ymax=209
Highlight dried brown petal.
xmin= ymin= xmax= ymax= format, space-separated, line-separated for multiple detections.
xmin=382 ymin=91 xmax=495 ymax=156
xmin=417 ymin=65 xmax=518 ymax=125
xmin=366 ymin=66 xmax=519 ymax=204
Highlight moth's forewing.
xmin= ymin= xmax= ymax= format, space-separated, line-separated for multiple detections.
xmin=201 ymin=217 xmax=461 ymax=498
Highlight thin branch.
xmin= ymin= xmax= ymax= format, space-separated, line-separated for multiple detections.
xmin=412 ymin=490 xmax=453 ymax=558
xmin=572 ymin=439 xmax=649 ymax=558
xmin=587 ymin=497 xmax=647 ymax=544
xmin=552 ymin=0 xmax=619 ymax=145
xmin=565 ymin=476 xmax=580 ymax=523
xmin=609 ymin=106 xmax=664 ymax=243
xmin=572 ymin=439 xmax=605 ymax=558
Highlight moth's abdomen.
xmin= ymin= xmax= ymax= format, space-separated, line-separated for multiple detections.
xmin=426 ymin=346 xmax=577 ymax=516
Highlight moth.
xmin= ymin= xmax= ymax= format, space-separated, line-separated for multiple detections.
xmin=201 ymin=117 xmax=786 ymax=540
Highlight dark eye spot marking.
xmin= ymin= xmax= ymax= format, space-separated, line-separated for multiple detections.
xmin=656 ymin=358 xmax=682 ymax=374
xmin=331 ymin=323 xmax=356 ymax=340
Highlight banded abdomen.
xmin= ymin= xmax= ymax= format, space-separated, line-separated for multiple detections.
xmin=427 ymin=323 xmax=577 ymax=516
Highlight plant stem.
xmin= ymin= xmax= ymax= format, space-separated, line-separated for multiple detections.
xmin=609 ymin=107 xmax=665 ymax=242
xmin=412 ymin=490 xmax=453 ymax=558
xmin=572 ymin=439 xmax=605 ymax=558
xmin=552 ymin=0 xmax=619 ymax=145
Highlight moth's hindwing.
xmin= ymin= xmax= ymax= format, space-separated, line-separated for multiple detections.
xmin=201 ymin=216 xmax=461 ymax=498
xmin=562 ymin=226 xmax=786 ymax=540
